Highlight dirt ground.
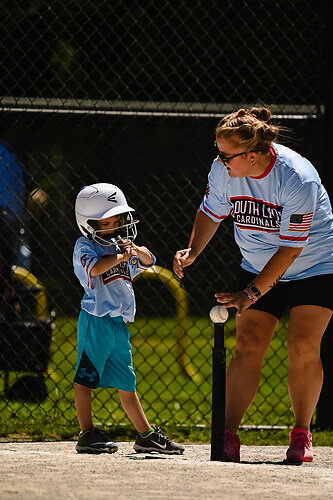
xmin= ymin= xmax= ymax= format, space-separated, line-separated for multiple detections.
xmin=0 ymin=441 xmax=332 ymax=499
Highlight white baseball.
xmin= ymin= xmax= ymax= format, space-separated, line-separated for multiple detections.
xmin=209 ymin=305 xmax=229 ymax=323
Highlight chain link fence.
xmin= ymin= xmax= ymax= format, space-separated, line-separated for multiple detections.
xmin=0 ymin=1 xmax=331 ymax=432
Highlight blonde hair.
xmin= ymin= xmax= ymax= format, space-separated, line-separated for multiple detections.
xmin=216 ymin=106 xmax=281 ymax=154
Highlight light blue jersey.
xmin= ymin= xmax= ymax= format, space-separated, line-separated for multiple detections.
xmin=73 ymin=237 xmax=156 ymax=321
xmin=200 ymin=143 xmax=333 ymax=280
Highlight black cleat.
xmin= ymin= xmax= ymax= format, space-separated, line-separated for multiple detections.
xmin=76 ymin=427 xmax=118 ymax=454
xmin=134 ymin=426 xmax=185 ymax=455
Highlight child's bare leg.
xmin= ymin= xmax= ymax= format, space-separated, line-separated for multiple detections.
xmin=118 ymin=390 xmax=151 ymax=433
xmin=75 ymin=383 xmax=93 ymax=432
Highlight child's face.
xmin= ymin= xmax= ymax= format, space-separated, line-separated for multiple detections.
xmin=96 ymin=215 xmax=121 ymax=235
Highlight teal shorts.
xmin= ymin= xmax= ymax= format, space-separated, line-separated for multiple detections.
xmin=73 ymin=310 xmax=136 ymax=391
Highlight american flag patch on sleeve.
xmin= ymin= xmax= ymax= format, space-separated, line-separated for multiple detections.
xmin=288 ymin=212 xmax=313 ymax=231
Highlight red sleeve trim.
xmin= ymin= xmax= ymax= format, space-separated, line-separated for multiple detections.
xmin=279 ymin=234 xmax=308 ymax=242
xmin=202 ymin=202 xmax=228 ymax=220
xmin=86 ymin=258 xmax=95 ymax=288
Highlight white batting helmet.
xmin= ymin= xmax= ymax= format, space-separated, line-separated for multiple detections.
xmin=75 ymin=183 xmax=138 ymax=246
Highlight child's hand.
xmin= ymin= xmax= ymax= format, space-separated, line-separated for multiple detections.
xmin=119 ymin=240 xmax=154 ymax=267
xmin=121 ymin=241 xmax=138 ymax=261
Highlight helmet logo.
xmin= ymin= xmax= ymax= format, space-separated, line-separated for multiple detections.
xmin=107 ymin=192 xmax=117 ymax=202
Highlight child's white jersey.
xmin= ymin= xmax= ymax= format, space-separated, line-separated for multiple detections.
xmin=73 ymin=237 xmax=156 ymax=321
xmin=200 ymin=143 xmax=333 ymax=280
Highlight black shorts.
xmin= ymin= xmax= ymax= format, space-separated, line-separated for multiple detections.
xmin=237 ymin=268 xmax=333 ymax=320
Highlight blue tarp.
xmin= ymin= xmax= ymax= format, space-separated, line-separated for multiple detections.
xmin=0 ymin=139 xmax=26 ymax=223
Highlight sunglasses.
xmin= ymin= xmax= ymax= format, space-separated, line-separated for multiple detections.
xmin=214 ymin=141 xmax=247 ymax=165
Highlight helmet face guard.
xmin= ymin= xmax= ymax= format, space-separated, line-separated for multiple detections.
xmin=87 ymin=212 xmax=138 ymax=246
xmin=75 ymin=183 xmax=138 ymax=247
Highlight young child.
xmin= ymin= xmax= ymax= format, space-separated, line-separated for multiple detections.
xmin=73 ymin=183 xmax=184 ymax=455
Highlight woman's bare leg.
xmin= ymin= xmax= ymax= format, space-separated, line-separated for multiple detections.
xmin=225 ymin=310 xmax=279 ymax=433
xmin=287 ymin=305 xmax=332 ymax=429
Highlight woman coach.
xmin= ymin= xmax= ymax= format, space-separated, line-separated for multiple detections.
xmin=173 ymin=106 xmax=333 ymax=463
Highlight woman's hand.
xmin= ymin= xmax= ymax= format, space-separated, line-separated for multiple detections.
xmin=214 ymin=290 xmax=253 ymax=316
xmin=173 ymin=248 xmax=196 ymax=278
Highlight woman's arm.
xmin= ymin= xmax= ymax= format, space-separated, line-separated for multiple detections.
xmin=246 ymin=245 xmax=302 ymax=296
xmin=173 ymin=209 xmax=220 ymax=278
xmin=188 ymin=209 xmax=221 ymax=257
xmin=215 ymin=245 xmax=303 ymax=314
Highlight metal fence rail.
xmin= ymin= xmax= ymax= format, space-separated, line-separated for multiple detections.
xmin=0 ymin=0 xmax=331 ymax=432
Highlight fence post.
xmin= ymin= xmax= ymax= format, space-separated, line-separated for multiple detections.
xmin=316 ymin=0 xmax=333 ymax=430
xmin=316 ymin=319 xmax=333 ymax=429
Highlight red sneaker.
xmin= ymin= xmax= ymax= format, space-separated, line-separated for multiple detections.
xmin=286 ymin=427 xmax=313 ymax=463
xmin=224 ymin=429 xmax=240 ymax=462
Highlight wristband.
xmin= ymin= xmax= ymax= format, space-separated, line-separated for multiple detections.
xmin=243 ymin=288 xmax=256 ymax=304
xmin=246 ymin=283 xmax=261 ymax=298
xmin=129 ymin=256 xmax=139 ymax=266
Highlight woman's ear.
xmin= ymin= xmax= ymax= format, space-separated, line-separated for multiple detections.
xmin=249 ymin=153 xmax=256 ymax=167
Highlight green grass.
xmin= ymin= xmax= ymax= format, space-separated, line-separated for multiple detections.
xmin=1 ymin=422 xmax=332 ymax=446
xmin=0 ymin=315 xmax=332 ymax=445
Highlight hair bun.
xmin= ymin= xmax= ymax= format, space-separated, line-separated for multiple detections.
xmin=236 ymin=109 xmax=247 ymax=117
xmin=250 ymin=107 xmax=271 ymax=122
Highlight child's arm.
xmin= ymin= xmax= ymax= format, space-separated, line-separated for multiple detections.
xmin=90 ymin=243 xmax=154 ymax=277
xmin=134 ymin=245 xmax=154 ymax=267
xmin=90 ymin=248 xmax=133 ymax=276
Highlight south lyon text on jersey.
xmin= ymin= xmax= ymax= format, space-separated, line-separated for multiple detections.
xmin=230 ymin=196 xmax=282 ymax=231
